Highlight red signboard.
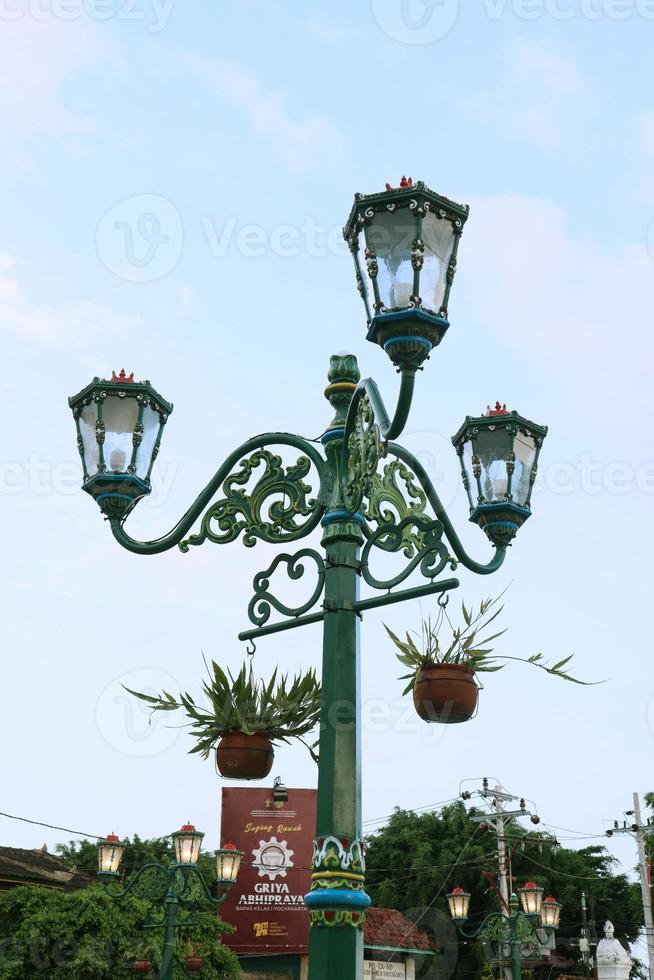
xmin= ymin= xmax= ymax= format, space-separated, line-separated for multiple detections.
xmin=219 ymin=786 xmax=317 ymax=955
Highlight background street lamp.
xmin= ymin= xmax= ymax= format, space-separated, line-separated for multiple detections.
xmin=97 ymin=824 xmax=242 ymax=980
xmin=70 ymin=179 xmax=547 ymax=980
xmin=447 ymin=885 xmax=561 ymax=980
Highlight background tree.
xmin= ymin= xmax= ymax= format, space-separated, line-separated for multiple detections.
xmin=365 ymin=802 xmax=643 ymax=979
xmin=0 ymin=884 xmax=240 ymax=979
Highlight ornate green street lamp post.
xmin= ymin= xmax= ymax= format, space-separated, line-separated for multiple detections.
xmin=97 ymin=825 xmax=242 ymax=979
xmin=447 ymin=883 xmax=562 ymax=980
xmin=70 ymin=180 xmax=547 ymax=980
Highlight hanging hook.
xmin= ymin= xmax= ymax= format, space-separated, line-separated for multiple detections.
xmin=245 ymin=638 xmax=256 ymax=657
xmin=437 ymin=592 xmax=450 ymax=609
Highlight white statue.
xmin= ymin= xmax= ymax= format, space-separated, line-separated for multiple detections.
xmin=596 ymin=920 xmax=632 ymax=980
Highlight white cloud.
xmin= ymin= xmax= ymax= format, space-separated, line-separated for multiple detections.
xmin=173 ymin=50 xmax=347 ymax=174
xmin=462 ymin=193 xmax=654 ymax=411
xmin=467 ymin=39 xmax=594 ymax=151
xmin=0 ymin=9 xmax=114 ymax=147
xmin=178 ymin=285 xmax=195 ymax=307
xmin=0 ymin=253 xmax=139 ymax=346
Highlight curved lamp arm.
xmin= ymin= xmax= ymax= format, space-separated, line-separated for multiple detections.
xmin=109 ymin=433 xmax=329 ymax=556
xmin=388 ymin=442 xmax=507 ymax=576
xmin=99 ymin=862 xmax=171 ymax=900
xmin=344 ymin=370 xmax=416 ymax=448
xmin=453 ymin=910 xmax=510 ymax=942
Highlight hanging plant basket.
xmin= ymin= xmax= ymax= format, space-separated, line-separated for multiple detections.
xmin=413 ymin=664 xmax=479 ymax=723
xmin=215 ymin=731 xmax=274 ymax=779
xmin=132 ymin=961 xmax=151 ymax=975
xmin=184 ymin=955 xmax=204 ymax=972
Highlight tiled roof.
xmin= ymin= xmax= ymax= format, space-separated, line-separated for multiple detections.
xmin=364 ymin=908 xmax=437 ymax=952
xmin=0 ymin=846 xmax=93 ymax=891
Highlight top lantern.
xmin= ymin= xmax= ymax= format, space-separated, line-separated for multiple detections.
xmin=344 ymin=178 xmax=469 ymax=370
xmin=68 ymin=370 xmax=173 ymax=520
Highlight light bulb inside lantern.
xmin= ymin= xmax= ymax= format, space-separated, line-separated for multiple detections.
xmin=392 ymin=282 xmax=412 ymax=308
xmin=109 ymin=449 xmax=127 ymax=471
xmin=494 ymin=477 xmax=508 ymax=498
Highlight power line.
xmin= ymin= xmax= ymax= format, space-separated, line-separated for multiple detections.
xmin=0 ymin=810 xmax=105 ymax=842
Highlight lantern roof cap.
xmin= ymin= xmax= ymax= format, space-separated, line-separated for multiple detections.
xmin=522 ymin=880 xmax=542 ymax=889
xmin=104 ymin=833 xmax=121 ymax=843
xmin=179 ymin=823 xmax=199 ymax=833
xmin=452 ymin=409 xmax=549 ymax=448
xmin=221 ymin=842 xmax=238 ymax=850
xmin=68 ymin=374 xmax=173 ymax=416
xmin=343 ymin=179 xmax=469 ymax=243
xmin=544 ymin=895 xmax=559 ymax=903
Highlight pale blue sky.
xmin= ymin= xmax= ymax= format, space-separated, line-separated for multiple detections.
xmin=2 ymin=0 xmax=653 ymax=943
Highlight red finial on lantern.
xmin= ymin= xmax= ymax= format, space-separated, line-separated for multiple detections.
xmin=485 ymin=401 xmax=509 ymax=417
xmin=111 ymin=369 xmax=135 ymax=384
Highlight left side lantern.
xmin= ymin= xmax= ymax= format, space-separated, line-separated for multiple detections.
xmin=69 ymin=369 xmax=173 ymax=520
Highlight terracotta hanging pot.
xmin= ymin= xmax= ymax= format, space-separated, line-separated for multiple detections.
xmin=413 ymin=664 xmax=479 ymax=723
xmin=215 ymin=732 xmax=274 ymax=779
xmin=132 ymin=961 xmax=151 ymax=975
xmin=184 ymin=956 xmax=203 ymax=972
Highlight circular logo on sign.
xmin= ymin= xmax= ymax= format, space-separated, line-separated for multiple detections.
xmin=252 ymin=836 xmax=295 ymax=880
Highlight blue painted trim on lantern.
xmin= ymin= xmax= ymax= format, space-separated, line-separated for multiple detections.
xmin=96 ymin=492 xmax=140 ymax=506
xmin=321 ymin=427 xmax=345 ymax=445
xmin=303 ymin=889 xmax=372 ymax=911
xmin=83 ymin=472 xmax=151 ymax=492
xmin=321 ymin=510 xmax=365 ymax=527
xmin=370 ymin=308 xmax=449 ymax=327
xmin=383 ymin=335 xmax=433 ymax=352
xmin=473 ymin=502 xmax=531 ymax=519
xmin=478 ymin=520 xmax=520 ymax=531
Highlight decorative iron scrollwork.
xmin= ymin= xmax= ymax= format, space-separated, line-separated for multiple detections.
xmin=180 ymin=449 xmax=323 ymax=552
xmin=343 ymin=393 xmax=384 ymax=514
xmin=364 ymin=458 xmax=428 ymax=557
xmin=361 ymin=515 xmax=454 ymax=592
xmin=248 ymin=549 xmax=326 ymax=628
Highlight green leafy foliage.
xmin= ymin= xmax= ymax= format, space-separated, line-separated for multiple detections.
xmin=125 ymin=658 xmax=321 ymax=760
xmin=365 ymin=802 xmax=643 ymax=979
xmin=0 ymin=884 xmax=240 ymax=979
xmin=385 ymin=595 xmax=595 ymax=695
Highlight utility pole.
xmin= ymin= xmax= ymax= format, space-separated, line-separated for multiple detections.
xmin=606 ymin=792 xmax=654 ymax=979
xmin=579 ymin=891 xmax=598 ymax=976
xmin=463 ymin=779 xmax=542 ymax=980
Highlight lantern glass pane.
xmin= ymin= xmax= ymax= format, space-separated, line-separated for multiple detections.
xmin=475 ymin=428 xmax=514 ymax=502
xmin=520 ymin=886 xmax=543 ymax=916
xmin=80 ymin=403 xmax=100 ymax=475
xmin=176 ymin=832 xmax=201 ymax=865
xmin=447 ymin=891 xmax=470 ymax=919
xmin=421 ymin=212 xmax=455 ymax=312
xmin=460 ymin=440 xmax=476 ymax=508
xmin=102 ymin=396 xmax=139 ymax=473
xmin=218 ymin=850 xmax=242 ymax=882
xmin=356 ymin=230 xmax=373 ymax=316
xmin=512 ymin=430 xmax=537 ymax=506
xmin=99 ymin=841 xmax=123 ymax=874
xmin=367 ymin=210 xmax=415 ymax=310
xmin=135 ymin=405 xmax=161 ymax=478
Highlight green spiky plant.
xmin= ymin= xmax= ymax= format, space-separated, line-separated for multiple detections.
xmin=386 ymin=594 xmax=595 ymax=696
xmin=125 ymin=658 xmax=321 ymax=762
